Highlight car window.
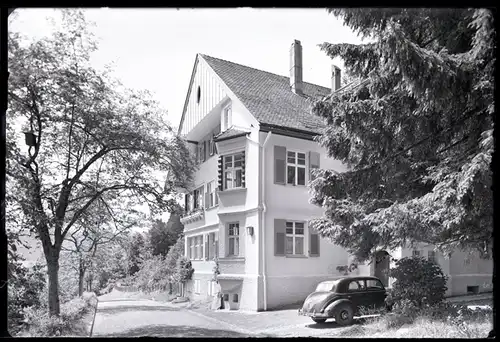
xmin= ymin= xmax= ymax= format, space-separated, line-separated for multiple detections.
xmin=348 ymin=281 xmax=360 ymax=291
xmin=316 ymin=280 xmax=339 ymax=292
xmin=366 ymin=279 xmax=384 ymax=290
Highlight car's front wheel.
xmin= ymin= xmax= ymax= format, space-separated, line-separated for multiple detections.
xmin=311 ymin=318 xmax=327 ymax=324
xmin=334 ymin=303 xmax=354 ymax=326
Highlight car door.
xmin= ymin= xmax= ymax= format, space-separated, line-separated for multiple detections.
xmin=364 ymin=279 xmax=387 ymax=310
xmin=345 ymin=280 xmax=365 ymax=314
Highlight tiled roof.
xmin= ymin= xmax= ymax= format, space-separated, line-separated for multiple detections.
xmin=201 ymin=54 xmax=331 ymax=134
xmin=214 ymin=128 xmax=250 ymax=142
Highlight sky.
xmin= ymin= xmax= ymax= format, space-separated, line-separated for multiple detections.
xmin=10 ymin=7 xmax=364 ymax=131
xmin=9 ymin=8 xmax=364 ymax=262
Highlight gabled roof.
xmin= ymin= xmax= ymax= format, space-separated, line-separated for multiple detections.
xmin=201 ymin=54 xmax=331 ymax=135
xmin=214 ymin=128 xmax=250 ymax=142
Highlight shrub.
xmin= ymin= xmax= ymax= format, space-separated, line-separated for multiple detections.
xmin=388 ymin=256 xmax=448 ymax=308
xmin=21 ymin=292 xmax=98 ymax=337
xmin=8 ymin=261 xmax=46 ymax=334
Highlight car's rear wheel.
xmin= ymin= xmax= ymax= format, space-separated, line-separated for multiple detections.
xmin=335 ymin=304 xmax=354 ymax=326
xmin=311 ymin=318 xmax=327 ymax=324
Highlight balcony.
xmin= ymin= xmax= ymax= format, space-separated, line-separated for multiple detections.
xmin=180 ymin=209 xmax=204 ymax=225
xmin=218 ymin=257 xmax=245 ymax=276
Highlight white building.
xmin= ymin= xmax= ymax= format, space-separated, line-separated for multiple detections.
xmin=177 ymin=40 xmax=493 ymax=311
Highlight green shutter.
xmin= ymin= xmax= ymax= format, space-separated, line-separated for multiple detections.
xmin=309 ymin=151 xmax=320 ymax=182
xmin=274 ymin=219 xmax=286 ymax=256
xmin=274 ymin=146 xmax=286 ymax=185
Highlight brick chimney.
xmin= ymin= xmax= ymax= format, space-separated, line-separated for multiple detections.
xmin=290 ymin=40 xmax=303 ymax=95
xmin=332 ymin=65 xmax=341 ymax=93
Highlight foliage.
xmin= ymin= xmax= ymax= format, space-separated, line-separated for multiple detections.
xmin=387 ymin=256 xmax=448 ymax=308
xmin=175 ymin=257 xmax=195 ymax=284
xmin=21 ymin=292 xmax=97 ymax=337
xmin=131 ymin=236 xmax=185 ymax=293
xmin=7 ymin=8 xmax=196 ymax=315
xmin=147 ymin=210 xmax=184 ymax=257
xmin=8 ymin=259 xmax=46 ymax=335
xmin=309 ymin=8 xmax=494 ymax=262
xmin=128 ymin=232 xmax=147 ymax=275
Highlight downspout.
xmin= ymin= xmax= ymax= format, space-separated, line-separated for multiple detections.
xmin=260 ymin=132 xmax=272 ymax=311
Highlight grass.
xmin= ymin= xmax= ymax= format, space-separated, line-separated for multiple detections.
xmin=339 ymin=312 xmax=493 ymax=338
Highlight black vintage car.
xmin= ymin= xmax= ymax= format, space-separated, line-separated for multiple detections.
xmin=298 ymin=276 xmax=389 ymax=325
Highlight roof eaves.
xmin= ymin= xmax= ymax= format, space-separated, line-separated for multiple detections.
xmin=214 ymin=132 xmax=250 ymax=142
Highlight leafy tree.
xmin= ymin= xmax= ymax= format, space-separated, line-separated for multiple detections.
xmin=61 ymin=199 xmax=135 ymax=296
xmin=310 ymin=8 xmax=494 ymax=262
xmin=387 ymin=256 xmax=448 ymax=308
xmin=7 ymin=9 xmax=195 ymax=316
xmin=128 ymin=232 xmax=147 ymax=275
xmin=147 ymin=208 xmax=184 ymax=256
xmin=164 ymin=237 xmax=185 ymax=292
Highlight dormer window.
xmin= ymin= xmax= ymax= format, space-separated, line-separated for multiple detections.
xmin=223 ymin=105 xmax=232 ymax=130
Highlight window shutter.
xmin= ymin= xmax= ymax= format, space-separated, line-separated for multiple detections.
xmin=309 ymin=225 xmax=320 ymax=257
xmin=205 ymin=235 xmax=209 ymax=260
xmin=215 ymin=238 xmax=219 ymax=258
xmin=202 ymin=141 xmax=206 ymax=162
xmin=274 ymin=219 xmax=286 ymax=256
xmin=215 ymin=187 xmax=219 ymax=205
xmin=241 ymin=151 xmax=246 ymax=188
xmin=195 ymin=144 xmax=199 ymax=164
xmin=184 ymin=194 xmax=189 ymax=214
xmin=205 ymin=191 xmax=210 ymax=209
xmin=274 ymin=146 xmax=286 ymax=185
xmin=309 ymin=151 xmax=320 ymax=182
xmin=217 ymin=156 xmax=223 ymax=191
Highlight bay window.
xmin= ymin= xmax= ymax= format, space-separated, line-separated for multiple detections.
xmin=224 ymin=153 xmax=243 ymax=190
xmin=287 ymin=151 xmax=306 ymax=186
xmin=228 ymin=223 xmax=240 ymax=256
xmin=285 ymin=221 xmax=304 ymax=255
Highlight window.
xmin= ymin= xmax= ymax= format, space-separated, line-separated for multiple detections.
xmin=348 ymin=281 xmax=364 ymax=291
xmin=412 ymin=250 xmax=421 ymax=257
xmin=189 ymin=237 xmax=195 ymax=260
xmin=287 ymin=151 xmax=306 ymax=186
xmin=196 ymin=86 xmax=201 ymax=104
xmin=224 ymin=153 xmax=244 ymax=190
xmin=207 ymin=180 xmax=218 ymax=208
xmin=348 ymin=281 xmax=360 ymax=291
xmin=197 ymin=236 xmax=203 ymax=260
xmin=366 ymin=279 xmax=384 ymax=290
xmin=223 ymin=106 xmax=232 ymax=130
xmin=467 ymin=286 xmax=479 ymax=295
xmin=233 ymin=294 xmax=239 ymax=303
xmin=223 ymin=294 xmax=229 ymax=301
xmin=207 ymin=281 xmax=213 ymax=296
xmin=194 ymin=279 xmax=201 ymax=294
xmin=428 ymin=250 xmax=437 ymax=263
xmin=228 ymin=223 xmax=240 ymax=256
xmin=285 ymin=221 xmax=304 ymax=255
xmin=193 ymin=186 xmax=204 ymax=210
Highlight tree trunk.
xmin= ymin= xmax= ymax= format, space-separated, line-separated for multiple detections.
xmin=78 ymin=259 xmax=85 ymax=297
xmin=47 ymin=258 xmax=61 ymax=316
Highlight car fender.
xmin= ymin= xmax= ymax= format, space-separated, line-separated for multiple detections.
xmin=324 ymin=299 xmax=353 ymax=315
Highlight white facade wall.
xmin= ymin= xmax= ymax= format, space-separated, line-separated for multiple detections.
xmin=261 ymin=132 xmax=352 ymax=309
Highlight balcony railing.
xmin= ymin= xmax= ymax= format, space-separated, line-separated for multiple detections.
xmin=180 ymin=208 xmax=204 ymax=225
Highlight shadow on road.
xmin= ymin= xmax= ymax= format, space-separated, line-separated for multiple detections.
xmin=94 ymin=324 xmax=251 ymax=337
xmin=97 ymin=305 xmax=179 ymax=315
xmin=306 ymin=317 xmax=368 ymax=330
